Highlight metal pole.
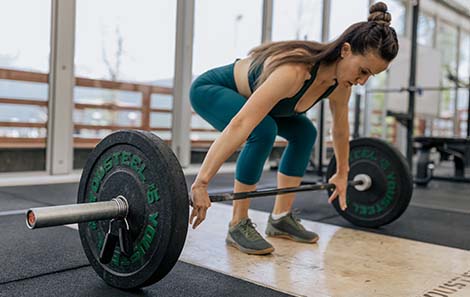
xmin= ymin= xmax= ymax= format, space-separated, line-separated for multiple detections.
xmin=467 ymin=77 xmax=470 ymax=137
xmin=318 ymin=102 xmax=325 ymax=176
xmin=454 ymin=28 xmax=462 ymax=136
xmin=26 ymin=196 xmax=128 ymax=229
xmin=406 ymin=0 xmax=420 ymax=167
xmin=261 ymin=0 xmax=273 ymax=43
xmin=353 ymin=93 xmax=361 ymax=139
xmin=27 ymin=178 xmax=369 ymax=225
xmin=317 ymin=0 xmax=331 ymax=176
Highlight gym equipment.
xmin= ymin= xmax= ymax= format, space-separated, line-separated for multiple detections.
xmin=25 ymin=130 xmax=413 ymax=289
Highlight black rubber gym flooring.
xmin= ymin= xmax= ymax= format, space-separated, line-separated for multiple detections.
xmin=0 ymin=179 xmax=293 ymax=297
xmin=0 ymin=168 xmax=469 ymax=296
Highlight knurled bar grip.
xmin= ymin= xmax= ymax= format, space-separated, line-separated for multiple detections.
xmin=208 ymin=179 xmax=363 ymax=202
xmin=26 ymin=196 xmax=128 ymax=229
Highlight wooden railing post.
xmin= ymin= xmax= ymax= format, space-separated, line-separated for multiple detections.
xmin=141 ymin=86 xmax=151 ymax=131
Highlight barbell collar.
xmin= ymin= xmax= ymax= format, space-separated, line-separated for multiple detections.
xmin=26 ymin=196 xmax=128 ymax=229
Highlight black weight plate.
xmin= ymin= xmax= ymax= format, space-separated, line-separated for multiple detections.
xmin=77 ymin=130 xmax=189 ymax=289
xmin=326 ymin=138 xmax=413 ymax=228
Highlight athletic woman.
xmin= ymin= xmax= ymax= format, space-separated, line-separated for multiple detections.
xmin=189 ymin=2 xmax=398 ymax=255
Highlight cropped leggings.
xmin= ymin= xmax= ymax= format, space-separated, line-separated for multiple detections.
xmin=189 ymin=62 xmax=317 ymax=185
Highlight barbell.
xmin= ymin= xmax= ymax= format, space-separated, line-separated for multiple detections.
xmin=24 ymin=130 xmax=413 ymax=289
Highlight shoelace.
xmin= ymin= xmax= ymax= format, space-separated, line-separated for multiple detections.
xmin=241 ymin=220 xmax=262 ymax=241
xmin=290 ymin=210 xmax=306 ymax=231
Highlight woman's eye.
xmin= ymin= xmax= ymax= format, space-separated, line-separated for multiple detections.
xmin=361 ymin=69 xmax=368 ymax=75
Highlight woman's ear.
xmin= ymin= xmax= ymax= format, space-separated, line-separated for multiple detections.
xmin=340 ymin=42 xmax=352 ymax=58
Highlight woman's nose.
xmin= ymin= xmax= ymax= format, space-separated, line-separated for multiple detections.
xmin=356 ymin=75 xmax=370 ymax=86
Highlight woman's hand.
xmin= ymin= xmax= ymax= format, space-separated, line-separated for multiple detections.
xmin=327 ymin=172 xmax=349 ymax=211
xmin=189 ymin=182 xmax=211 ymax=229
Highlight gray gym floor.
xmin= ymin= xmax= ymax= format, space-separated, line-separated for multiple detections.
xmin=0 ymin=162 xmax=469 ymax=296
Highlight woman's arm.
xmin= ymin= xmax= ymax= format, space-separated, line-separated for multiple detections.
xmin=193 ymin=64 xmax=304 ymax=186
xmin=326 ymin=85 xmax=352 ymax=210
xmin=329 ymin=86 xmax=351 ymax=174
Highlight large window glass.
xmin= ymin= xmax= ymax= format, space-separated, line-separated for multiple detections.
xmin=191 ymin=0 xmax=263 ymax=146
xmin=0 ymin=1 xmax=51 ymax=172
xmin=457 ymin=31 xmax=469 ymax=136
xmin=331 ymin=0 xmax=406 ymax=40
xmin=272 ymin=0 xmax=322 ymax=42
xmin=272 ymin=0 xmax=323 ymax=145
xmin=371 ymin=0 xmax=406 ymax=37
xmin=436 ymin=22 xmax=459 ymax=119
xmin=417 ymin=12 xmax=435 ymax=47
xmin=74 ymin=0 xmax=176 ymax=169
xmin=366 ymin=1 xmax=405 ymax=142
xmin=330 ymin=0 xmax=368 ymax=40
xmin=382 ymin=0 xmax=406 ymax=36
xmin=327 ymin=0 xmax=367 ymax=143
xmin=192 ymin=0 xmax=263 ymax=74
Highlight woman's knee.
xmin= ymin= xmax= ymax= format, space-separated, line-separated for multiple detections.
xmin=302 ymin=122 xmax=317 ymax=148
xmin=189 ymin=80 xmax=208 ymax=112
xmin=284 ymin=120 xmax=317 ymax=150
xmin=247 ymin=116 xmax=278 ymax=145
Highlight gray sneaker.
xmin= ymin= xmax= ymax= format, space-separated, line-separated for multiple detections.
xmin=265 ymin=212 xmax=319 ymax=243
xmin=226 ymin=218 xmax=274 ymax=255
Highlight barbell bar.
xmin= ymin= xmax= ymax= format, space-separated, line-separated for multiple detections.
xmin=26 ymin=178 xmax=369 ymax=229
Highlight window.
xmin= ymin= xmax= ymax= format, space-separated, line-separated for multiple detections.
xmin=272 ymin=0 xmax=322 ymax=42
xmin=0 ymin=0 xmax=51 ymax=172
xmin=385 ymin=0 xmax=406 ymax=37
xmin=457 ymin=31 xmax=469 ymax=136
xmin=436 ymin=22 xmax=459 ymax=117
xmin=74 ymin=0 xmax=177 ymax=168
xmin=191 ymin=0 xmax=263 ymax=144
xmin=330 ymin=0 xmax=368 ymax=40
xmin=192 ymin=0 xmax=263 ymax=74
xmin=417 ymin=13 xmax=435 ymax=47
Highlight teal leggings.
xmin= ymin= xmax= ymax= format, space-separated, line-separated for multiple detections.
xmin=190 ymin=62 xmax=317 ymax=185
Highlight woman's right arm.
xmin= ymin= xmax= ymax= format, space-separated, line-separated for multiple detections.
xmin=190 ymin=64 xmax=304 ymax=229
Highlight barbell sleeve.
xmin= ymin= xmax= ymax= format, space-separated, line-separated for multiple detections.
xmin=26 ymin=196 xmax=128 ymax=229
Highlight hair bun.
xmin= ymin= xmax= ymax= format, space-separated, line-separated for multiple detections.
xmin=368 ymin=2 xmax=392 ymax=26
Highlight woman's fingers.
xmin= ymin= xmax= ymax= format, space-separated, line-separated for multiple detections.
xmin=328 ymin=189 xmax=338 ymax=204
xmin=192 ymin=207 xmax=208 ymax=229
xmin=189 ymin=207 xmax=198 ymax=225
xmin=339 ymin=193 xmax=347 ymax=211
xmin=189 ymin=204 xmax=210 ymax=229
xmin=328 ymin=188 xmax=347 ymax=211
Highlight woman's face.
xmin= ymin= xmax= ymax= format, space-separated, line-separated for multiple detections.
xmin=335 ymin=43 xmax=390 ymax=88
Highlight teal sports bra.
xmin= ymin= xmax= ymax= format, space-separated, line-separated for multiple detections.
xmin=247 ymin=59 xmax=338 ymax=117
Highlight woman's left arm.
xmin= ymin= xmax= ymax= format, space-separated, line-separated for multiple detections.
xmin=327 ymin=85 xmax=352 ymax=210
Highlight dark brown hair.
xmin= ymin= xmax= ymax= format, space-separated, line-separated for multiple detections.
xmin=249 ymin=1 xmax=399 ymax=88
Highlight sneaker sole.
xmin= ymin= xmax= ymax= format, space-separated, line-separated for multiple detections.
xmin=225 ymin=234 xmax=274 ymax=255
xmin=266 ymin=225 xmax=319 ymax=244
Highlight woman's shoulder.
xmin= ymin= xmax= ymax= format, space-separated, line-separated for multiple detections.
xmin=266 ymin=62 xmax=311 ymax=86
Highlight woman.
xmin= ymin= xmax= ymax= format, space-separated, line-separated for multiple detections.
xmin=189 ymin=2 xmax=398 ymax=255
